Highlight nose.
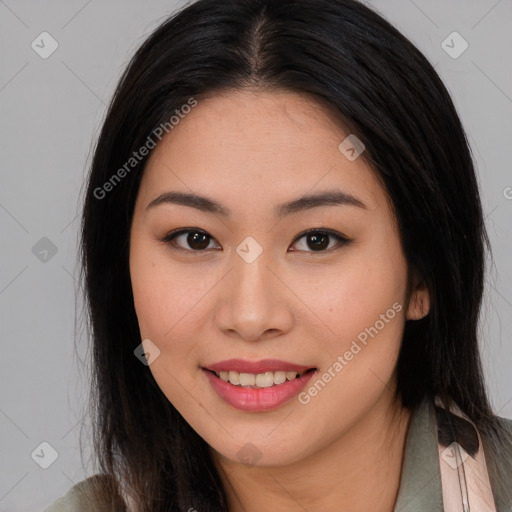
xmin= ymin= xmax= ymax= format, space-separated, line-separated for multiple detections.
xmin=214 ymin=246 xmax=294 ymax=342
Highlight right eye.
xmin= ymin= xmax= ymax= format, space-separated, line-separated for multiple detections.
xmin=160 ymin=228 xmax=222 ymax=252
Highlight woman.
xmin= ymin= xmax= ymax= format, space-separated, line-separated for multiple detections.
xmin=45 ymin=0 xmax=512 ymax=510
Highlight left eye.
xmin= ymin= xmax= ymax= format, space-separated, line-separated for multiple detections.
xmin=160 ymin=228 xmax=350 ymax=253
xmin=289 ymin=229 xmax=349 ymax=252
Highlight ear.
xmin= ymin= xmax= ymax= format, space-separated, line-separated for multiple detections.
xmin=405 ymin=274 xmax=430 ymax=321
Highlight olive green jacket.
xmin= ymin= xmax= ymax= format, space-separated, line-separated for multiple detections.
xmin=44 ymin=398 xmax=512 ymax=511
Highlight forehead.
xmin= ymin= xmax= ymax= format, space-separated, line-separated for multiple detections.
xmin=138 ymin=89 xmax=383 ymax=213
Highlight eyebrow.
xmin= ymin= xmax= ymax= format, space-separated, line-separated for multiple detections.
xmin=145 ymin=190 xmax=367 ymax=218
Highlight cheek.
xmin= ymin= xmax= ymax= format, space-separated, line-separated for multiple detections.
xmin=129 ymin=244 xmax=219 ymax=366
xmin=308 ymin=259 xmax=405 ymax=344
xmin=297 ymin=259 xmax=406 ymax=429
xmin=301 ymin=242 xmax=408 ymax=406
xmin=129 ymin=247 xmax=209 ymax=409
xmin=130 ymin=250 xmax=167 ymax=337
xmin=130 ymin=242 xmax=187 ymax=333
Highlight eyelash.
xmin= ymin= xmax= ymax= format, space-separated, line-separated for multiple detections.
xmin=160 ymin=227 xmax=351 ymax=254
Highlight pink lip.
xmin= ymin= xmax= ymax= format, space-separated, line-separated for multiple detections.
xmin=202 ymin=366 xmax=317 ymax=412
xmin=205 ymin=358 xmax=313 ymax=374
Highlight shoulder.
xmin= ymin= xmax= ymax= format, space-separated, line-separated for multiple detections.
xmin=44 ymin=474 xmax=126 ymax=512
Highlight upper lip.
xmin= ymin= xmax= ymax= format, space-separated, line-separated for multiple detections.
xmin=204 ymin=359 xmax=315 ymax=374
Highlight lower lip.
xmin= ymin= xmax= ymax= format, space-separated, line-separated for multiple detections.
xmin=202 ymin=369 xmax=316 ymax=412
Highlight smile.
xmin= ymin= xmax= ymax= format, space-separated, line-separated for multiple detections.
xmin=213 ymin=369 xmax=313 ymax=388
xmin=202 ymin=359 xmax=318 ymax=412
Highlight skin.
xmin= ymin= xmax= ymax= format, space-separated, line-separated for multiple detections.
xmin=129 ymin=89 xmax=430 ymax=512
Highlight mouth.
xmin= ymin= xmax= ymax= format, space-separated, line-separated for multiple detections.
xmin=201 ymin=360 xmax=318 ymax=412
xmin=204 ymin=367 xmax=317 ymax=388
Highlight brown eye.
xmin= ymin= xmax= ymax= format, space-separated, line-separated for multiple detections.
xmin=290 ymin=229 xmax=350 ymax=253
xmin=161 ymin=229 xmax=220 ymax=251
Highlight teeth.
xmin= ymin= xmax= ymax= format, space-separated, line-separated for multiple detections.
xmin=239 ymin=373 xmax=255 ymax=386
xmin=214 ymin=369 xmax=307 ymax=387
xmin=255 ymin=372 xmax=274 ymax=388
xmin=228 ymin=371 xmax=240 ymax=385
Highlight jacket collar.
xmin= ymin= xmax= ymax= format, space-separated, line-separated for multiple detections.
xmin=393 ymin=398 xmax=444 ymax=511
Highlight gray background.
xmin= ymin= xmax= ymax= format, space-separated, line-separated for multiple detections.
xmin=0 ymin=0 xmax=511 ymax=510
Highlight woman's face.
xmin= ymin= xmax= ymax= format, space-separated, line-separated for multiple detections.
xmin=129 ymin=89 xmax=419 ymax=467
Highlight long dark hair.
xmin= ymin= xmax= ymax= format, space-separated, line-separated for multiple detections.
xmin=78 ymin=0 xmax=512 ymax=509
